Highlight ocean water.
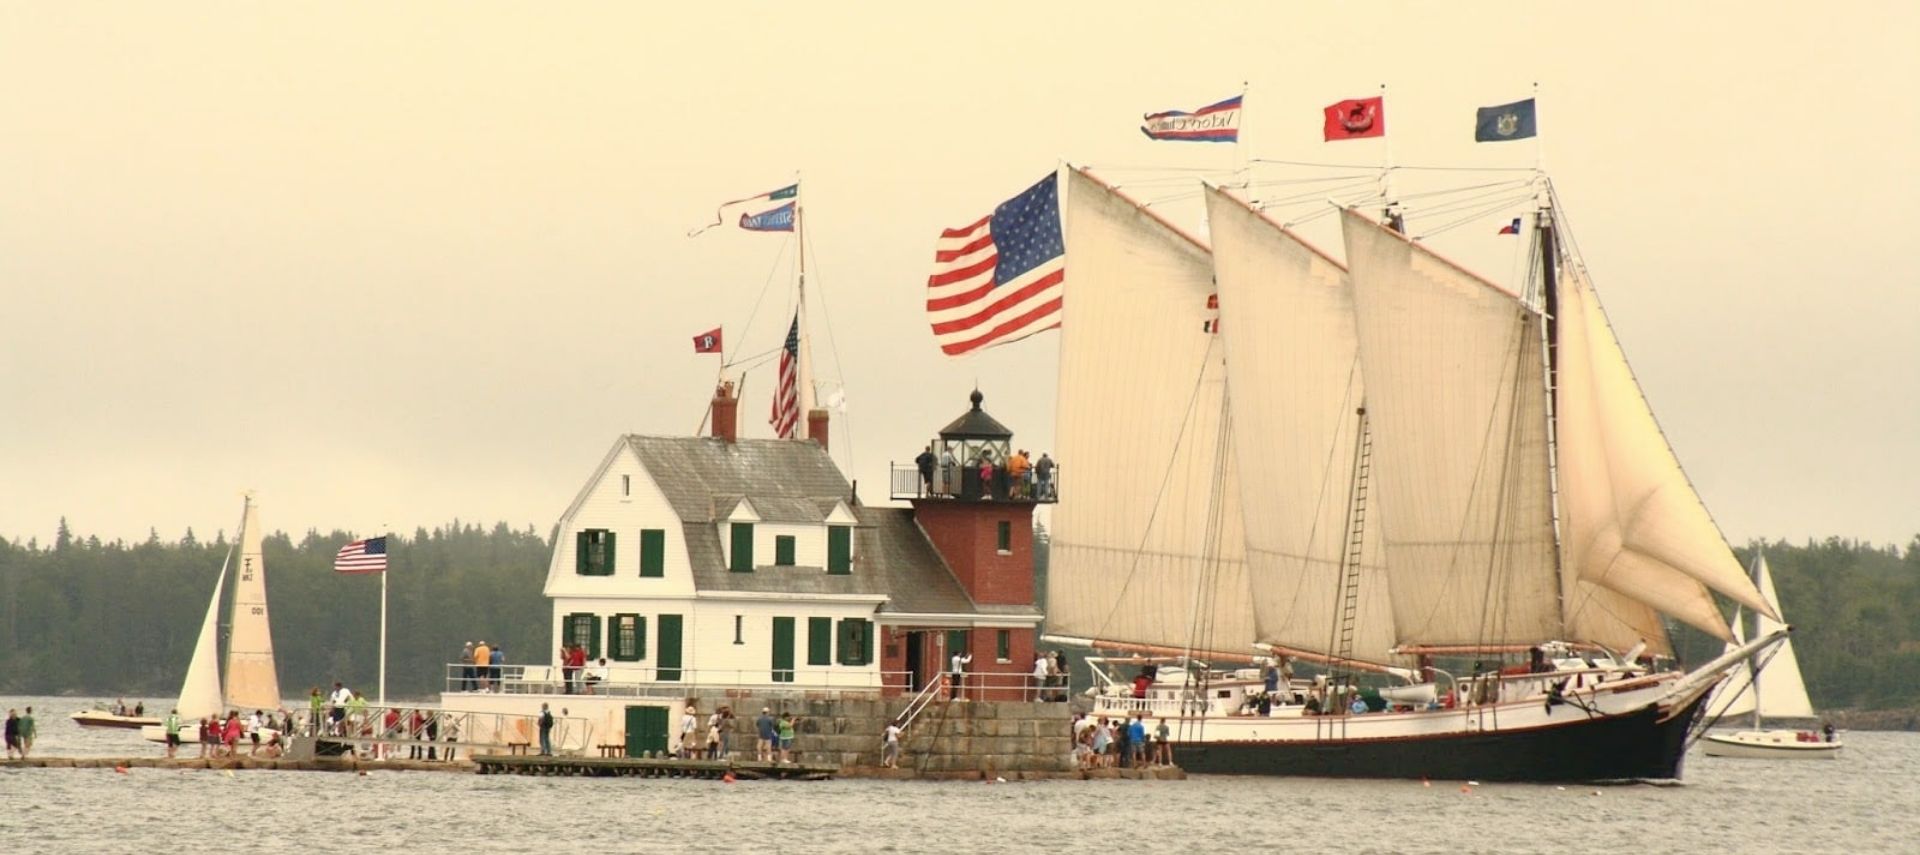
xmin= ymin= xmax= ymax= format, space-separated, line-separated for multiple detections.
xmin=2 ymin=695 xmax=1915 ymax=854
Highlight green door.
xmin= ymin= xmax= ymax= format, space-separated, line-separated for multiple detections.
xmin=624 ymin=705 xmax=669 ymax=757
xmin=657 ymin=614 xmax=683 ymax=681
xmin=772 ymin=616 xmax=796 ymax=683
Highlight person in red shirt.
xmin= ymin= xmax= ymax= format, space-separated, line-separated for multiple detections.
xmin=222 ymin=712 xmax=242 ymax=757
xmin=567 ymin=644 xmax=588 ymax=694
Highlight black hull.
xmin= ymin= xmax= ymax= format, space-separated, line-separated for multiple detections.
xmin=1173 ymin=693 xmax=1708 ymax=783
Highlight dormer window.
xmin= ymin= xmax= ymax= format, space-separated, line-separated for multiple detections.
xmin=827 ymin=525 xmax=851 ymax=575
xmin=730 ymin=522 xmax=755 ymax=572
xmin=775 ymin=535 xmax=796 ymax=566
xmin=576 ymin=529 xmax=615 ymax=576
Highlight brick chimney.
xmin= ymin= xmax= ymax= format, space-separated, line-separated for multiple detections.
xmin=711 ymin=382 xmax=738 ymax=443
xmin=807 ymin=408 xmax=830 ymax=453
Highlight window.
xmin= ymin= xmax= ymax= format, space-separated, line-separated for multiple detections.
xmin=610 ymin=613 xmax=645 ymax=661
xmin=730 ymin=523 xmax=754 ymax=572
xmin=996 ymin=630 xmax=1011 ymax=663
xmin=575 ymin=529 xmax=615 ymax=576
xmin=836 ymin=618 xmax=874 ymax=666
xmin=565 ymin=612 xmax=601 ymax=658
xmin=734 ymin=615 xmax=744 ymax=645
xmin=996 ymin=521 xmax=1012 ymax=553
xmin=771 ymin=617 xmax=796 ymax=683
xmin=807 ymin=617 xmax=832 ymax=666
xmin=827 ymin=525 xmax=851 ymax=575
xmin=621 ymin=474 xmax=631 ymax=498
xmin=640 ymin=529 xmax=665 ymax=577
xmin=775 ymin=535 xmax=796 ymax=566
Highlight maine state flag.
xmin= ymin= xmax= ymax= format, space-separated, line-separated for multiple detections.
xmin=1475 ymin=98 xmax=1538 ymax=142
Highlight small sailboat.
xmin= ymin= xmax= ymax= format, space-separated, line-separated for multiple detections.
xmin=1701 ymin=552 xmax=1840 ymax=758
xmin=140 ymin=496 xmax=284 ymax=744
xmin=68 ymin=701 xmax=159 ymax=730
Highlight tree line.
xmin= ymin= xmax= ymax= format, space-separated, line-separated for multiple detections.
xmin=2 ymin=520 xmax=1917 ymax=710
xmin=0 ymin=519 xmax=550 ymax=700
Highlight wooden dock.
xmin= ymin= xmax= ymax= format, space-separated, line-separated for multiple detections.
xmin=472 ymin=754 xmax=835 ymax=780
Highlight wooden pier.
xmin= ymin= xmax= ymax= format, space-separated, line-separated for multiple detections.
xmin=472 ymin=754 xmax=835 ymax=780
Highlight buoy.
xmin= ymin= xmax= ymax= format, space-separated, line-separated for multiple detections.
xmin=222 ymin=769 xmax=236 ymax=779
xmin=721 ymin=772 xmax=736 ymax=784
xmin=114 ymin=765 xmax=129 ymax=774
xmin=1421 ymin=777 xmax=1430 ymax=788
xmin=995 ymin=776 xmax=1007 ymax=784
xmin=1458 ymin=784 xmax=1471 ymax=794
xmin=1467 ymin=780 xmax=1480 ymax=786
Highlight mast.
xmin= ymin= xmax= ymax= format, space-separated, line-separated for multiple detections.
xmin=1750 ymin=550 xmax=1764 ymax=730
xmin=1537 ymin=196 xmax=1570 ymax=626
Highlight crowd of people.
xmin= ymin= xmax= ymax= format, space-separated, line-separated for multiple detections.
xmin=456 ymin=640 xmax=507 ymax=691
xmin=4 ymin=707 xmax=36 ymax=758
xmin=914 ymin=445 xmax=1057 ymax=501
xmin=1070 ymin=712 xmax=1172 ymax=770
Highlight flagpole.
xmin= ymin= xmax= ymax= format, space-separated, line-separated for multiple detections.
xmin=1232 ymin=82 xmax=1248 ymax=186
xmin=1380 ymin=83 xmax=1398 ymax=229
xmin=794 ymin=173 xmax=818 ymax=435
xmin=378 ymin=566 xmax=387 ymax=704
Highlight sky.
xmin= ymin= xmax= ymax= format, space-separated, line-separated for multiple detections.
xmin=2 ymin=2 xmax=1915 ymax=549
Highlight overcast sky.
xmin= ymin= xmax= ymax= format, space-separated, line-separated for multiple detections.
xmin=3 ymin=2 xmax=1914 ymax=549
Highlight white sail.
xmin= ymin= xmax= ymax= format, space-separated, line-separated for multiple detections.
xmin=1706 ymin=606 xmax=1756 ymax=718
xmin=175 ymin=553 xmax=230 ymax=721
xmin=1752 ymin=553 xmax=1814 ymax=718
xmin=1205 ymin=187 xmax=1398 ymax=664
xmin=1339 ymin=208 xmax=1562 ymax=647
xmin=1553 ymin=260 xmax=1775 ymax=630
xmin=223 ymin=497 xmax=282 ymax=710
xmin=1047 ymin=168 xmax=1256 ymax=651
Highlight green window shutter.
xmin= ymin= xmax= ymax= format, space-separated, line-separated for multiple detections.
xmin=589 ymin=615 xmax=603 ymax=659
xmin=730 ymin=523 xmax=754 ymax=572
xmin=635 ymin=615 xmax=648 ymax=660
xmin=604 ymin=530 xmax=617 ymax=575
xmin=657 ymin=614 xmax=682 ymax=681
xmin=640 ymin=529 xmax=665 ymax=577
xmin=575 ymin=531 xmax=590 ymax=575
xmin=827 ymin=526 xmax=851 ymax=575
xmin=807 ymin=617 xmax=831 ymax=666
xmin=772 ymin=617 xmax=796 ymax=683
xmin=862 ymin=619 xmax=874 ymax=666
xmin=607 ymin=615 xmax=620 ymax=659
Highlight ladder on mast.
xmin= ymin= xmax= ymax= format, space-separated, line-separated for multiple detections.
xmin=1326 ymin=407 xmax=1373 ymax=738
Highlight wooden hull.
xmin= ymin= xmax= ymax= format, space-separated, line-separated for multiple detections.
xmin=69 ymin=711 xmax=160 ymax=729
xmin=1700 ymin=730 xmax=1842 ymax=759
xmin=1167 ymin=691 xmax=1708 ymax=783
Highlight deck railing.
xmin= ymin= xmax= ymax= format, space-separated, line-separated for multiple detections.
xmin=888 ymin=462 xmax=1058 ymax=503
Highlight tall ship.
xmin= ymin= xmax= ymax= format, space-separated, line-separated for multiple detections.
xmin=1041 ymin=165 xmax=1784 ymax=782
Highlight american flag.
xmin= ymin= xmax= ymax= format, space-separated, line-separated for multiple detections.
xmin=770 ymin=313 xmax=800 ymax=438
xmin=926 ymin=173 xmax=1066 ymax=356
xmin=334 ymin=536 xmax=389 ymax=574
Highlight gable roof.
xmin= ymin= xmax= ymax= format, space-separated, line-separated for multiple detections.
xmin=627 ymin=435 xmax=851 ymax=521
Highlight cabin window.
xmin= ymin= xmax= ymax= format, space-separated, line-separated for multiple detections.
xmin=639 ymin=529 xmax=665 ymax=577
xmin=734 ymin=615 xmax=744 ymax=645
xmin=996 ymin=521 xmax=1012 ymax=554
xmin=827 ymin=525 xmax=851 ymax=574
xmin=775 ymin=535 xmax=796 ymax=566
xmin=565 ymin=612 xmax=601 ymax=658
xmin=575 ymin=529 xmax=615 ymax=576
xmin=996 ymin=629 xmax=1011 ymax=663
xmin=807 ymin=617 xmax=832 ymax=666
xmin=836 ymin=618 xmax=874 ymax=666
xmin=610 ymin=613 xmax=645 ymax=661
xmin=730 ymin=523 xmax=754 ymax=572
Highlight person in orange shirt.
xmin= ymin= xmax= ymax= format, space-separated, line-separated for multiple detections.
xmin=1007 ymin=449 xmax=1031 ymax=498
xmin=473 ymin=641 xmax=492 ymax=692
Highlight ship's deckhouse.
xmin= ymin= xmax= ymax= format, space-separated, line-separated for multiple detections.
xmin=541 ymin=387 xmax=1040 ymax=694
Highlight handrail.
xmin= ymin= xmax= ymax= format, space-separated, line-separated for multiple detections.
xmin=896 ymin=671 xmax=948 ymax=732
xmin=302 ymin=702 xmax=593 ymax=757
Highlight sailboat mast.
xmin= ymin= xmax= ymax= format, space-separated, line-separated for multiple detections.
xmin=1536 ymin=200 xmax=1571 ymax=624
xmin=1750 ymin=552 xmax=1764 ymax=730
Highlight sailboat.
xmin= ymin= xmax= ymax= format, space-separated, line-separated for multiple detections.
xmin=1042 ymin=167 xmax=1787 ymax=782
xmin=1701 ymin=551 xmax=1840 ymax=758
xmin=140 ymin=496 xmax=284 ymax=744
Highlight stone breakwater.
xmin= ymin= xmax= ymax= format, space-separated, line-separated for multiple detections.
xmin=1 ymin=756 xmax=472 ymax=773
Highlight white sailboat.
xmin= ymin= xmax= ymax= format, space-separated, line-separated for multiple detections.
xmin=141 ymin=496 xmax=283 ymax=744
xmin=1043 ymin=169 xmax=1788 ymax=782
xmin=1702 ymin=551 xmax=1839 ymax=758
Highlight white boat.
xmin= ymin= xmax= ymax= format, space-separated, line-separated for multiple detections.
xmin=140 ymin=496 xmax=285 ymax=745
xmin=1042 ymin=168 xmax=1787 ymax=782
xmin=1701 ymin=552 xmax=1840 ymax=759
xmin=68 ymin=707 xmax=160 ymax=729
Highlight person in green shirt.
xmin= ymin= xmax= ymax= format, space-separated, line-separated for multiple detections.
xmin=308 ymin=688 xmax=324 ymax=737
xmin=164 ymin=709 xmax=183 ymax=758
xmin=347 ymin=691 xmax=369 ymax=749
xmin=776 ymin=714 xmax=797 ymax=764
xmin=18 ymin=707 xmax=35 ymax=757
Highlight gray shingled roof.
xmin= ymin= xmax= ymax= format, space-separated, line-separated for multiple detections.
xmin=628 ymin=435 xmax=1002 ymax=618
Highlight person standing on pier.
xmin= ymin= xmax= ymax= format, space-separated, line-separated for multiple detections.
xmin=537 ymin=703 xmax=554 ymax=756
xmin=3 ymin=709 xmax=18 ymax=759
xmin=949 ymin=649 xmax=972 ymax=701
xmin=679 ymin=705 xmax=699 ymax=759
xmin=755 ymin=707 xmax=776 ymax=761
xmin=18 ymin=707 xmax=35 ymax=757
xmin=473 ymin=640 xmax=491 ymax=692
xmin=164 ymin=708 xmax=182 ymax=758
xmin=882 ymin=718 xmax=904 ymax=768
xmin=489 ymin=645 xmax=506 ymax=691
xmin=915 ymin=444 xmax=936 ymax=497
xmin=777 ymin=714 xmax=796 ymax=763
xmin=307 ymin=688 xmax=324 ymax=736
xmin=460 ymin=641 xmax=475 ymax=691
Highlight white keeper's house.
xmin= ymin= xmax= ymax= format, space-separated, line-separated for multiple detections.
xmin=439 ymin=383 xmax=1049 ymax=754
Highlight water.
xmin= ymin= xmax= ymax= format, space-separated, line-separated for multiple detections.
xmin=4 ymin=695 xmax=1916 ymax=853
